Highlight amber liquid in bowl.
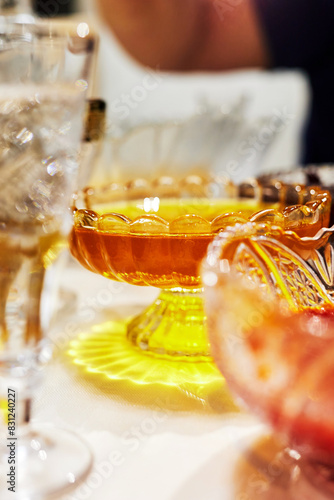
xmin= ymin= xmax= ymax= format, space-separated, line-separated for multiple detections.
xmin=71 ymin=197 xmax=276 ymax=287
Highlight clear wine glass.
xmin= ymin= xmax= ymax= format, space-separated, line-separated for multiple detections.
xmin=0 ymin=20 xmax=96 ymax=499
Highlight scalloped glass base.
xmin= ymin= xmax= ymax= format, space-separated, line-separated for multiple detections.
xmin=67 ymin=319 xmax=222 ymax=387
xmin=127 ymin=287 xmax=209 ymax=359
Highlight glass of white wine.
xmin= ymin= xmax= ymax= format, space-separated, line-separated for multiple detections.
xmin=0 ymin=19 xmax=96 ymax=499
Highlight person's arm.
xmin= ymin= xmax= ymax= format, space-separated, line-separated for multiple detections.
xmin=96 ymin=0 xmax=270 ymax=71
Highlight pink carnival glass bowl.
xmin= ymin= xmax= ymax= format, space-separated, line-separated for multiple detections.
xmin=203 ymin=221 xmax=334 ymax=499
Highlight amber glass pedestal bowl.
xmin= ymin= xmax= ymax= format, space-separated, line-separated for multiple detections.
xmin=69 ymin=175 xmax=330 ymax=371
xmin=203 ymin=222 xmax=334 ymax=499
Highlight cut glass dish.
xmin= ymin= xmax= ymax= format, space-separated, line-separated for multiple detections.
xmin=69 ymin=175 xmax=330 ymax=369
xmin=203 ymin=221 xmax=334 ymax=499
xmin=258 ymin=164 xmax=334 ymax=226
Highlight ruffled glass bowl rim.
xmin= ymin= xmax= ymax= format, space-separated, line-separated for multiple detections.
xmin=71 ymin=175 xmax=331 ymax=236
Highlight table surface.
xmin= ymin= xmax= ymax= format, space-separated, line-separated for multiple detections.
xmin=33 ymin=253 xmax=275 ymax=500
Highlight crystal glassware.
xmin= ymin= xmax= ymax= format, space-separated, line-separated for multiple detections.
xmin=95 ymin=96 xmax=283 ymax=187
xmin=69 ymin=176 xmax=331 ymax=377
xmin=0 ymin=20 xmax=96 ymax=499
xmin=258 ymin=164 xmax=334 ymax=226
xmin=203 ymin=221 xmax=334 ymax=499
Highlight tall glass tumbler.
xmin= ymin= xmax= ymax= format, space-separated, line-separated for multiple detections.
xmin=0 ymin=20 xmax=96 ymax=499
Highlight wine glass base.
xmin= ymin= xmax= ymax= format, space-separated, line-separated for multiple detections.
xmin=0 ymin=426 xmax=92 ymax=500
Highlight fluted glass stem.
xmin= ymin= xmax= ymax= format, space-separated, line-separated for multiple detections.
xmin=127 ymin=287 xmax=210 ymax=359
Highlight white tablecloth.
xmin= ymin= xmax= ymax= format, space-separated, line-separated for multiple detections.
xmin=34 ymin=255 xmax=268 ymax=500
